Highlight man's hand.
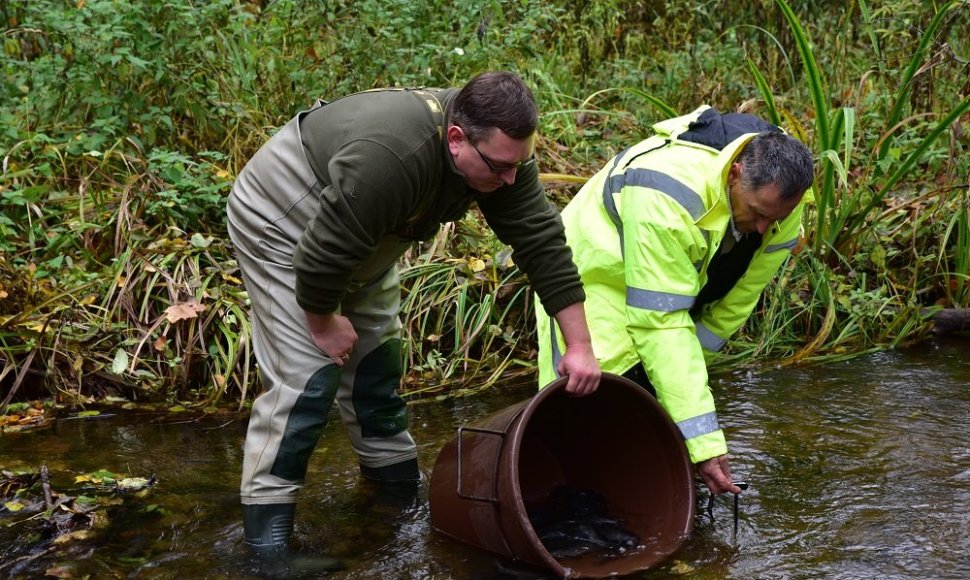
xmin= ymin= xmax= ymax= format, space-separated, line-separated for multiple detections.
xmin=697 ymin=454 xmax=743 ymax=495
xmin=552 ymin=302 xmax=601 ymax=396
xmin=305 ymin=311 xmax=358 ymax=367
xmin=557 ymin=341 xmax=600 ymax=396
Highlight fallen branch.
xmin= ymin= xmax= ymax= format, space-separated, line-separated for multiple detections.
xmin=40 ymin=464 xmax=53 ymax=511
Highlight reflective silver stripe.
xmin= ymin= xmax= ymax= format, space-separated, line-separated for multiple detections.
xmin=602 ymin=155 xmax=705 ymax=259
xmin=765 ymin=238 xmax=797 ymax=253
xmin=627 ymin=287 xmax=695 ymax=312
xmin=677 ymin=411 xmax=720 ymax=439
xmin=608 ymin=168 xmax=706 ymax=220
xmin=602 ymin=148 xmax=633 ymax=255
xmin=695 ymin=322 xmax=727 ymax=351
xmin=550 ymin=319 xmax=563 ymax=378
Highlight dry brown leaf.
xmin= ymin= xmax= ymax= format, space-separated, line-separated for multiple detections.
xmin=164 ymin=300 xmax=206 ymax=323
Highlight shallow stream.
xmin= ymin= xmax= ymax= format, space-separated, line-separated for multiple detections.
xmin=1 ymin=337 xmax=968 ymax=578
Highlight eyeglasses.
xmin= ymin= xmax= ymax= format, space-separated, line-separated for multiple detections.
xmin=469 ymin=140 xmax=536 ymax=174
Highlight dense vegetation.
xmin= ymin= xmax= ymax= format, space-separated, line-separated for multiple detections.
xmin=1 ymin=0 xmax=967 ymax=411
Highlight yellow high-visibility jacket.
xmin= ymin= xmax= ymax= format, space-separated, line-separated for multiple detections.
xmin=536 ymin=105 xmax=811 ymax=463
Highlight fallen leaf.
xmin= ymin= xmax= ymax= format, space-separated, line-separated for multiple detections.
xmin=3 ymin=500 xmax=24 ymax=512
xmin=190 ymin=233 xmax=212 ymax=248
xmin=164 ymin=300 xmax=206 ymax=323
xmin=45 ymin=564 xmax=75 ymax=578
xmin=116 ymin=477 xmax=151 ymax=491
xmin=53 ymin=529 xmax=94 ymax=544
xmin=111 ymin=349 xmax=129 ymax=375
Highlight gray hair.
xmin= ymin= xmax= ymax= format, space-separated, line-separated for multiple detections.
xmin=737 ymin=132 xmax=814 ymax=200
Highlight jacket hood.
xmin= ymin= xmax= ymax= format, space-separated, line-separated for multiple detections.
xmin=677 ymin=107 xmax=781 ymax=150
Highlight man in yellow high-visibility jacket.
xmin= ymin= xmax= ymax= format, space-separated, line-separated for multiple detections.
xmin=536 ymin=105 xmax=814 ymax=495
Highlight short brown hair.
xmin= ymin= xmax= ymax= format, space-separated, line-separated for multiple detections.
xmin=449 ymin=71 xmax=538 ymax=143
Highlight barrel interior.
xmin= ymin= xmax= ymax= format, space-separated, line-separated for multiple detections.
xmin=517 ymin=382 xmax=695 ymax=576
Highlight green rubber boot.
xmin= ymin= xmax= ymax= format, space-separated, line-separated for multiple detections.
xmin=243 ymin=503 xmax=343 ymax=578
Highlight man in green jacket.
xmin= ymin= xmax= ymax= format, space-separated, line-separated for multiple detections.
xmin=228 ymin=71 xmax=600 ymax=574
xmin=536 ymin=105 xmax=813 ymax=496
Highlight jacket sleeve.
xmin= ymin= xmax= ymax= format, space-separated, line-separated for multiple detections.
xmin=478 ymin=164 xmax=585 ymax=316
xmin=620 ymin=185 xmax=727 ymax=463
xmin=694 ymin=204 xmax=804 ymax=351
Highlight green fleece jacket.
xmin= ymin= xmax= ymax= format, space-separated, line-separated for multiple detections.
xmin=294 ymin=87 xmax=583 ymax=316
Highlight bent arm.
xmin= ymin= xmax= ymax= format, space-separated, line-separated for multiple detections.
xmin=552 ymin=302 xmax=601 ymax=396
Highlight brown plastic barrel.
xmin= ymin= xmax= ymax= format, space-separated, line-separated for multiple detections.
xmin=429 ymin=372 xmax=695 ymax=578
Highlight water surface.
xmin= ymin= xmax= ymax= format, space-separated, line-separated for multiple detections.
xmin=1 ymin=337 xmax=967 ymax=579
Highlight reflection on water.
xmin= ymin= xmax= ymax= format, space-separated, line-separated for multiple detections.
xmin=1 ymin=338 xmax=968 ymax=579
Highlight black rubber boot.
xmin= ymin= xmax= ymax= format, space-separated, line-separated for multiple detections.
xmin=242 ymin=503 xmax=343 ymax=579
xmin=358 ymin=457 xmax=421 ymax=514
xmin=359 ymin=457 xmax=420 ymax=483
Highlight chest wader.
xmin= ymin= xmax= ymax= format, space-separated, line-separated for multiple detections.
xmin=227 ymin=94 xmax=438 ymax=572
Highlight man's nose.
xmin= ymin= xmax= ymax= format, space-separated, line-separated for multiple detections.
xmin=499 ymin=167 xmax=517 ymax=185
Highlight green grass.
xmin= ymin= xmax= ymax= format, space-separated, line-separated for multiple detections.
xmin=1 ymin=0 xmax=967 ymax=408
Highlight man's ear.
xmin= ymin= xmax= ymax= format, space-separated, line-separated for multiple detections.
xmin=446 ymin=124 xmax=464 ymax=155
xmin=728 ymin=162 xmax=743 ymax=185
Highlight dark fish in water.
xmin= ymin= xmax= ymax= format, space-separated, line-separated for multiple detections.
xmin=537 ymin=518 xmax=640 ymax=560
xmin=539 ymin=530 xmax=604 ymax=559
xmin=577 ymin=516 xmax=640 ymax=548
xmin=529 ymin=486 xmax=641 ymax=561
